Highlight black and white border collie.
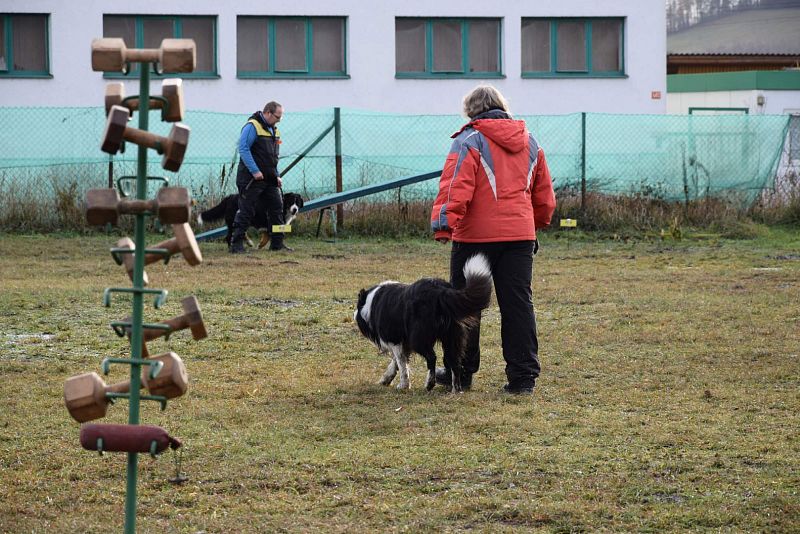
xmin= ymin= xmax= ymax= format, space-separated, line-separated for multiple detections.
xmin=354 ymin=255 xmax=492 ymax=392
xmin=196 ymin=192 xmax=304 ymax=247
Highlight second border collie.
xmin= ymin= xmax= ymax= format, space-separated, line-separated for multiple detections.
xmin=354 ymin=254 xmax=492 ymax=392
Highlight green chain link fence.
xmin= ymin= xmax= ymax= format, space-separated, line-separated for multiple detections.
xmin=0 ymin=106 xmax=791 ymax=230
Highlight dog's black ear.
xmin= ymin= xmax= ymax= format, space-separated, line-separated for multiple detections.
xmin=357 ymin=289 xmax=367 ymax=305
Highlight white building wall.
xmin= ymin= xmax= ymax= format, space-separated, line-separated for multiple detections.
xmin=667 ymin=90 xmax=800 ymax=115
xmin=0 ymin=0 xmax=666 ymax=115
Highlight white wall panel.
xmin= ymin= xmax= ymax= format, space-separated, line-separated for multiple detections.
xmin=0 ymin=0 xmax=666 ymax=115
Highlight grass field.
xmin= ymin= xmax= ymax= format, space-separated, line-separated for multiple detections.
xmin=1 ymin=230 xmax=799 ymax=533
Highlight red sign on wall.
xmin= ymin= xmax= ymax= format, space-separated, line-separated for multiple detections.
xmin=651 ymin=91 xmax=662 ymax=100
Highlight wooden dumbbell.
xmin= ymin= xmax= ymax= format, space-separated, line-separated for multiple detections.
xmin=145 ymin=223 xmax=202 ymax=267
xmin=102 ymin=105 xmax=190 ymax=172
xmin=144 ymin=295 xmax=207 ymax=342
xmin=142 ymin=351 xmax=189 ymax=398
xmin=115 ymin=224 xmax=201 ymax=284
xmin=91 ymin=38 xmax=195 ymax=74
xmin=64 ymin=352 xmax=189 ymax=423
xmin=122 ymin=296 xmax=207 ymax=343
xmin=105 ymin=78 xmax=185 ymax=122
xmin=86 ymin=187 xmax=191 ymax=226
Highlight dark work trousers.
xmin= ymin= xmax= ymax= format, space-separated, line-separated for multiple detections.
xmin=230 ymin=176 xmax=285 ymax=250
xmin=450 ymin=240 xmax=540 ymax=388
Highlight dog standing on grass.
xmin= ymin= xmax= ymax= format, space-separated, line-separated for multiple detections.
xmin=353 ymin=254 xmax=492 ymax=392
xmin=197 ymin=191 xmax=304 ymax=247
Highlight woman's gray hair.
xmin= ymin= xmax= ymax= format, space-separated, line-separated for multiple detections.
xmin=462 ymin=85 xmax=511 ymax=119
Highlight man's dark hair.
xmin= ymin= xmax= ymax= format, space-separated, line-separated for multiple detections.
xmin=263 ymin=101 xmax=282 ymax=114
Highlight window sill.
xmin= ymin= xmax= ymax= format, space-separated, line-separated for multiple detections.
xmin=522 ymin=73 xmax=628 ymax=79
xmin=238 ymin=73 xmax=350 ymax=79
xmin=395 ymin=73 xmax=505 ymax=79
xmin=0 ymin=73 xmax=53 ymax=79
xmin=103 ymin=73 xmax=221 ymax=80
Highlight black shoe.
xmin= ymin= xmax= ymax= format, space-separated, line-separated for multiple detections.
xmin=270 ymin=244 xmax=293 ymax=252
xmin=434 ymin=367 xmax=472 ymax=390
xmin=229 ymin=242 xmax=246 ymax=254
xmin=502 ymin=383 xmax=535 ymax=395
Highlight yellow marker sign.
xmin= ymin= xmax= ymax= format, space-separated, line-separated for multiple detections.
xmin=272 ymin=224 xmax=292 ymax=233
xmin=560 ymin=218 xmax=577 ymax=228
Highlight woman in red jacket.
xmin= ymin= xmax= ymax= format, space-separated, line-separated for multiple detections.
xmin=431 ymin=85 xmax=556 ymax=395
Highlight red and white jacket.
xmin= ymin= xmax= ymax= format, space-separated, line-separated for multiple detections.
xmin=431 ymin=111 xmax=556 ymax=243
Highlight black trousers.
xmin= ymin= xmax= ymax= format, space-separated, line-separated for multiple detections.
xmin=230 ymin=172 xmax=285 ymax=250
xmin=450 ymin=240 xmax=540 ymax=388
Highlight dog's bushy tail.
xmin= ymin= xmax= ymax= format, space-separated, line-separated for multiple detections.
xmin=198 ymin=195 xmax=234 ymax=224
xmin=439 ymin=254 xmax=492 ymax=326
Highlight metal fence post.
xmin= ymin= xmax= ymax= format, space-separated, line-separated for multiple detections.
xmin=334 ymin=107 xmax=343 ymax=230
xmin=581 ymin=112 xmax=587 ymax=214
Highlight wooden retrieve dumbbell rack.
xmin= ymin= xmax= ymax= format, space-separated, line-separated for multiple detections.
xmin=69 ymin=37 xmax=201 ymax=534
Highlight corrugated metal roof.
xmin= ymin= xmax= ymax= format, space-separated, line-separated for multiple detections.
xmin=667 ymin=8 xmax=800 ymax=55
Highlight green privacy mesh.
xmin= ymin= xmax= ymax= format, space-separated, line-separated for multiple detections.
xmin=0 ymin=107 xmax=789 ymax=207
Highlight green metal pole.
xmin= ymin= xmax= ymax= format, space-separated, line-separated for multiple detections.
xmin=687 ymin=112 xmax=696 ymax=202
xmin=124 ymin=62 xmax=150 ymax=534
xmin=581 ymin=112 xmax=587 ymax=214
xmin=334 ymin=107 xmax=343 ymax=232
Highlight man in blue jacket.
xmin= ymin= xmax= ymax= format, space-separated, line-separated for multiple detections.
xmin=229 ymin=101 xmax=290 ymax=253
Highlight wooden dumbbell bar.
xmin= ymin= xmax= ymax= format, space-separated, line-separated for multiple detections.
xmin=102 ymin=105 xmax=190 ymax=172
xmin=64 ymin=352 xmax=188 ymax=423
xmin=86 ymin=187 xmax=191 ymax=226
xmin=114 ymin=295 xmax=207 ymax=343
xmin=113 ymin=223 xmax=202 ymax=285
xmin=91 ymin=38 xmax=195 ymax=74
xmin=143 ymin=295 xmax=207 ymax=342
xmin=105 ymin=79 xmax=185 ymax=122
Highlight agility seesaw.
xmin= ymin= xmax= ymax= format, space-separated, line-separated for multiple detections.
xmin=194 ymin=169 xmax=442 ymax=242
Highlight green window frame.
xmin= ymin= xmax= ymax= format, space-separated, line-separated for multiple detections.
xmin=237 ymin=16 xmax=348 ymax=79
xmin=102 ymin=15 xmax=218 ymax=78
xmin=395 ymin=17 xmax=503 ymax=79
xmin=0 ymin=13 xmax=50 ymax=78
xmin=522 ymin=17 xmax=625 ymax=78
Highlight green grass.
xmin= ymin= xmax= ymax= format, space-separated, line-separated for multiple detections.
xmin=1 ymin=230 xmax=799 ymax=533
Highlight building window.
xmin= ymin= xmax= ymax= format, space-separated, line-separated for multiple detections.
xmin=0 ymin=13 xmax=49 ymax=77
xmin=237 ymin=16 xmax=347 ymax=78
xmin=395 ymin=18 xmax=502 ymax=78
xmin=102 ymin=15 xmax=217 ymax=77
xmin=522 ymin=18 xmax=624 ymax=78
